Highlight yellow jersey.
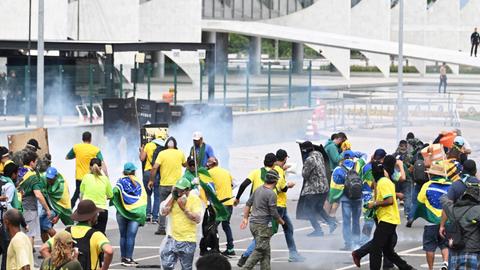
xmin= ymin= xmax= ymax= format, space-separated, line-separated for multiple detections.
xmin=143 ymin=142 xmax=158 ymax=172
xmin=170 ymin=193 xmax=202 ymax=242
xmin=247 ymin=167 xmax=272 ymax=194
xmin=67 ymin=143 xmax=103 ymax=180
xmin=209 ymin=166 xmax=234 ymax=206
xmin=155 ymin=148 xmax=186 ymax=186
xmin=274 ymin=165 xmax=288 ymax=208
xmin=375 ymin=177 xmax=401 ymax=225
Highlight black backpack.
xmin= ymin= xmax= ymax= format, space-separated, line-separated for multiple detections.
xmin=199 ymin=205 xmax=219 ymax=255
xmin=343 ymin=165 xmax=362 ymax=200
xmin=150 ymin=143 xmax=165 ymax=167
xmin=66 ymin=226 xmax=96 ymax=270
xmin=413 ymin=159 xmax=427 ymax=186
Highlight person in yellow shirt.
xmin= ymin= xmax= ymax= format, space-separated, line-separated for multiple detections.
xmin=149 ymin=137 xmax=186 ymax=235
xmin=206 ymin=157 xmax=235 ymax=256
xmin=160 ymin=178 xmax=202 ymax=270
xmin=274 ymin=149 xmax=305 ymax=263
xmin=139 ymin=134 xmax=165 ymax=223
xmin=4 ymin=208 xmax=34 ymax=270
xmin=40 ymin=200 xmax=114 ymax=270
xmin=351 ymin=162 xmax=414 ymax=270
xmin=66 ymin=131 xmax=108 ymax=207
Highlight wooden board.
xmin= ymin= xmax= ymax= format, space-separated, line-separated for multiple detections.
xmin=140 ymin=124 xmax=169 ymax=146
xmin=7 ymin=128 xmax=50 ymax=157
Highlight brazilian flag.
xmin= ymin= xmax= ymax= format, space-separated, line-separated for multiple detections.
xmin=18 ymin=166 xmax=42 ymax=197
xmin=328 ymin=160 xmax=361 ymax=203
xmin=414 ymin=177 xmax=451 ymax=224
xmin=111 ymin=176 xmax=147 ymax=225
xmin=184 ymin=168 xmax=229 ymax=222
xmin=43 ymin=174 xmax=74 ymax=226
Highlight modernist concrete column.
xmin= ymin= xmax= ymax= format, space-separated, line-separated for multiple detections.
xmin=155 ymin=51 xmax=165 ymax=79
xmin=292 ymin=42 xmax=304 ymax=73
xmin=249 ymin=36 xmax=261 ymax=75
xmin=215 ymin=32 xmax=229 ymax=73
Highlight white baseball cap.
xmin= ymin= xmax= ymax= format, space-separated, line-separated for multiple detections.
xmin=192 ymin=131 xmax=203 ymax=140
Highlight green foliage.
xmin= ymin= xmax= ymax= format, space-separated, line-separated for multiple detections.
xmin=228 ymin=33 xmax=249 ymax=54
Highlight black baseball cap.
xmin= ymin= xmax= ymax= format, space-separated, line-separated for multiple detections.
xmin=276 ymin=149 xmax=289 ymax=161
xmin=26 ymin=139 xmax=41 ymax=150
xmin=0 ymin=146 xmax=9 ymax=158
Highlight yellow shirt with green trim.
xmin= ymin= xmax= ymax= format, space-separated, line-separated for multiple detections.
xmin=274 ymin=165 xmax=288 ymax=208
xmin=208 ymin=166 xmax=234 ymax=206
xmin=247 ymin=167 xmax=272 ymax=194
xmin=80 ymin=174 xmax=113 ymax=209
xmin=47 ymin=224 xmax=110 ymax=270
xmin=143 ymin=142 xmax=157 ymax=172
xmin=170 ymin=193 xmax=202 ymax=242
xmin=375 ymin=177 xmax=401 ymax=225
xmin=67 ymin=143 xmax=103 ymax=180
xmin=155 ymin=148 xmax=186 ymax=186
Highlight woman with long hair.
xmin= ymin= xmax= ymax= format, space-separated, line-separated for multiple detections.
xmin=111 ymin=162 xmax=147 ymax=267
xmin=40 ymin=231 xmax=82 ymax=270
xmin=80 ymin=158 xmax=112 ymax=233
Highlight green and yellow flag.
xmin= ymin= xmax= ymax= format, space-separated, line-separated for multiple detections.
xmin=414 ymin=177 xmax=451 ymax=224
xmin=184 ymin=168 xmax=229 ymax=222
xmin=44 ymin=173 xmax=73 ymax=226
xmin=111 ymin=176 xmax=147 ymax=225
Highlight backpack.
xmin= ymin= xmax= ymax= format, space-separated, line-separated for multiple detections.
xmin=413 ymin=159 xmax=427 ymax=186
xmin=343 ymin=165 xmax=362 ymax=200
xmin=447 ymin=205 xmax=475 ymax=251
xmin=150 ymin=143 xmax=165 ymax=167
xmin=66 ymin=226 xmax=96 ymax=270
xmin=199 ymin=205 xmax=220 ymax=255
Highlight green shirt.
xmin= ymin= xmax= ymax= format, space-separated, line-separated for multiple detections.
xmin=40 ymin=258 xmax=83 ymax=270
xmin=80 ymin=173 xmax=113 ymax=209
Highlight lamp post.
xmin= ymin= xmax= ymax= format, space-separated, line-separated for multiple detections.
xmin=37 ymin=0 xmax=45 ymax=128
xmin=396 ymin=0 xmax=404 ymax=143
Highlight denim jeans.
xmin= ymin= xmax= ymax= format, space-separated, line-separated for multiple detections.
xmin=116 ymin=212 xmax=140 ymax=259
xmin=221 ymin=206 xmax=234 ymax=250
xmin=161 ymin=237 xmax=196 ymax=270
xmin=157 ymin=186 xmax=172 ymax=231
xmin=277 ymin=207 xmax=297 ymax=255
xmin=361 ymin=219 xmax=375 ymax=244
xmin=399 ymin=181 xmax=412 ymax=220
xmin=408 ymin=183 xmax=422 ymax=221
xmin=341 ymin=199 xmax=362 ymax=248
xmin=143 ymin=171 xmax=160 ymax=220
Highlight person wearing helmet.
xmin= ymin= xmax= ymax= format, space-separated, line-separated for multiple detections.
xmin=160 ymin=177 xmax=202 ymax=270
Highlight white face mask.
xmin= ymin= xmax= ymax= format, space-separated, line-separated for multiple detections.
xmin=167 ymin=140 xmax=175 ymax=148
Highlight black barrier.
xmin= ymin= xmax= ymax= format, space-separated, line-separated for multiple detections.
xmin=155 ymin=102 xmax=171 ymax=124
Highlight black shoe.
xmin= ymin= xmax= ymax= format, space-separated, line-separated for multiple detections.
xmin=237 ymin=255 xmax=249 ymax=267
xmin=129 ymin=258 xmax=139 ymax=266
xmin=406 ymin=220 xmax=413 ymax=228
xmin=121 ymin=257 xmax=136 ymax=267
xmin=222 ymin=249 xmax=236 ymax=257
xmin=340 ymin=246 xmax=352 ymax=251
xmin=146 ymin=215 xmax=152 ymax=223
xmin=155 ymin=229 xmax=166 ymax=235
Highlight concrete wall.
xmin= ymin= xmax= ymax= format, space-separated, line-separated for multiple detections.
xmin=139 ymin=0 xmax=201 ymax=42
xmin=459 ymin=0 xmax=480 ymax=54
xmin=0 ymin=0 xmax=68 ymax=39
xmin=233 ymin=108 xmax=313 ymax=146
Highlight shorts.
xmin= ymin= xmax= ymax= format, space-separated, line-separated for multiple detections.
xmin=39 ymin=209 xmax=57 ymax=231
xmin=423 ymin=224 xmax=448 ymax=252
xmin=23 ymin=210 xmax=40 ymax=238
xmin=450 ymin=251 xmax=480 ymax=270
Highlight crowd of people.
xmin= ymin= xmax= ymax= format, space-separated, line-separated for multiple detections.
xmin=0 ymin=127 xmax=477 ymax=270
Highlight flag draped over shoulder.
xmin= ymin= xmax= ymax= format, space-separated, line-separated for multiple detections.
xmin=184 ymin=168 xmax=229 ymax=222
xmin=111 ymin=176 xmax=147 ymax=225
xmin=328 ymin=160 xmax=357 ymax=203
xmin=414 ymin=178 xmax=451 ymax=224
xmin=44 ymin=174 xmax=73 ymax=226
xmin=18 ymin=166 xmax=41 ymax=197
